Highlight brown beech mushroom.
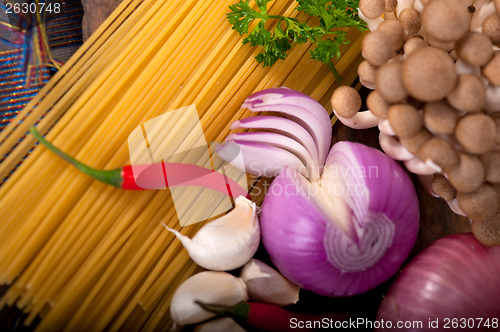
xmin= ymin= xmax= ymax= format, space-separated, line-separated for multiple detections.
xmin=482 ymin=52 xmax=500 ymax=86
xmin=331 ymin=86 xmax=362 ymax=118
xmin=482 ymin=15 xmax=500 ymax=45
xmin=403 ymin=35 xmax=427 ymax=56
xmin=471 ymin=210 xmax=500 ymax=246
xmin=387 ymin=104 xmax=423 ymax=138
xmin=423 ymin=100 xmax=459 ymax=134
xmin=399 ymin=8 xmax=422 ymax=37
xmin=358 ymin=60 xmax=377 ymax=89
xmin=431 ymin=174 xmax=457 ymax=201
xmin=495 ymin=0 xmax=500 ymax=15
xmin=447 ymin=153 xmax=485 ymax=193
xmin=331 ymin=86 xmax=379 ymax=129
xmin=402 ymin=47 xmax=457 ymax=102
xmin=446 ymin=74 xmax=486 ymax=113
xmin=359 ymin=0 xmax=385 ymax=19
xmin=418 ymin=137 xmax=459 ymax=172
xmin=456 ymin=32 xmax=494 ymax=67
xmin=479 ymin=151 xmax=500 ymax=183
xmin=361 ymin=31 xmax=394 ymax=67
xmin=375 ymin=61 xmax=408 ymax=103
xmin=399 ymin=129 xmax=432 ymax=154
xmin=366 ymin=90 xmax=390 ymax=119
xmin=421 ymin=0 xmax=470 ymax=42
xmin=377 ymin=20 xmax=405 ymax=51
xmin=458 ymin=184 xmax=498 ymax=222
xmin=455 ymin=113 xmax=497 ymax=154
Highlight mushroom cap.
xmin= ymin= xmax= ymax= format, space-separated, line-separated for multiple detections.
xmin=399 ymin=8 xmax=422 ymax=37
xmin=456 ymin=31 xmax=494 ymax=67
xmin=446 ymin=74 xmax=486 ymax=113
xmin=471 ymin=209 xmax=500 ymax=246
xmin=455 ymin=113 xmax=497 ymax=154
xmin=362 ymin=31 xmax=394 ymax=67
xmin=388 ymin=103 xmax=423 ymax=138
xmin=431 ymin=174 xmax=457 ymax=201
xmin=377 ymin=20 xmax=405 ymax=51
xmin=447 ymin=153 xmax=485 ymax=193
xmin=421 ymin=0 xmax=470 ymax=42
xmin=384 ymin=0 xmax=397 ymax=12
xmin=482 ymin=15 xmax=500 ymax=45
xmin=423 ymin=100 xmax=459 ymax=134
xmin=482 ymin=52 xmax=500 ymax=86
xmin=418 ymin=137 xmax=459 ymax=172
xmin=375 ymin=61 xmax=408 ymax=103
xmin=402 ymin=47 xmax=457 ymax=102
xmin=495 ymin=0 xmax=500 ymax=15
xmin=359 ymin=0 xmax=385 ymax=19
xmin=403 ymin=35 xmax=427 ymax=57
xmin=399 ymin=129 xmax=432 ymax=154
xmin=479 ymin=151 xmax=500 ymax=183
xmin=366 ymin=90 xmax=390 ymax=119
xmin=330 ymin=86 xmax=362 ymax=118
xmin=458 ymin=184 xmax=498 ymax=222
xmin=358 ymin=60 xmax=377 ymax=89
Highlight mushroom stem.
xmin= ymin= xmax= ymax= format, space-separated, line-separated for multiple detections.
xmin=404 ymin=157 xmax=440 ymax=175
xmin=333 ymin=110 xmax=380 ymax=129
xmin=447 ymin=198 xmax=468 ymax=217
xmin=378 ymin=119 xmax=396 ymax=136
xmin=379 ymin=133 xmax=415 ymax=161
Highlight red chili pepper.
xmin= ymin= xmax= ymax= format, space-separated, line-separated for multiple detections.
xmin=196 ymin=301 xmax=352 ymax=332
xmin=30 ymin=127 xmax=248 ymax=198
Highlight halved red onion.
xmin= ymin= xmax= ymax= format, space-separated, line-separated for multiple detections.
xmin=260 ymin=142 xmax=419 ymax=296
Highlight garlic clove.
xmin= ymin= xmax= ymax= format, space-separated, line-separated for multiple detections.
xmin=166 ymin=196 xmax=260 ymax=271
xmin=194 ymin=317 xmax=248 ymax=332
xmin=240 ymin=259 xmax=300 ymax=307
xmin=170 ymin=271 xmax=248 ymax=326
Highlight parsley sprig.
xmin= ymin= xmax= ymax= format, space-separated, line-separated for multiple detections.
xmin=227 ymin=0 xmax=366 ymax=82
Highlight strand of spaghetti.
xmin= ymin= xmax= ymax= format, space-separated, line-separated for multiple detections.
xmin=12 ymin=187 xmax=130 ymax=310
xmin=31 ymin=191 xmax=170 ymax=330
xmin=20 ymin=191 xmax=150 ymax=322
xmin=63 ymin=220 xmax=163 ymax=331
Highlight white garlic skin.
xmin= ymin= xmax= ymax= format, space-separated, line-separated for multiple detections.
xmin=240 ymin=259 xmax=300 ymax=307
xmin=170 ymin=271 xmax=248 ymax=326
xmin=167 ymin=196 xmax=260 ymax=271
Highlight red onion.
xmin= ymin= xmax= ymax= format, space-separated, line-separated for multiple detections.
xmin=217 ymin=88 xmax=420 ymax=296
xmin=377 ymin=233 xmax=500 ymax=331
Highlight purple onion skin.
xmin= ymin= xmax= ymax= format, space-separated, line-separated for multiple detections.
xmin=260 ymin=142 xmax=420 ymax=297
xmin=377 ymin=233 xmax=500 ymax=332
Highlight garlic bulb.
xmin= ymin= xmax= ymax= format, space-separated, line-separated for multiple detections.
xmin=194 ymin=318 xmax=247 ymax=332
xmin=170 ymin=271 xmax=248 ymax=325
xmin=240 ymin=259 xmax=300 ymax=306
xmin=166 ymin=196 xmax=260 ymax=271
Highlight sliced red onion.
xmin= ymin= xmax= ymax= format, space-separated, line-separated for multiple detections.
xmin=216 ymin=141 xmax=309 ymax=178
xmin=230 ymin=116 xmax=320 ymax=166
xmin=377 ymin=233 xmax=500 ymax=330
xmin=260 ymin=142 xmax=419 ymax=296
xmin=242 ymin=88 xmax=332 ymax=166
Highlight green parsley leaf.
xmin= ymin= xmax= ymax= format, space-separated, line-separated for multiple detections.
xmin=227 ymin=0 xmax=366 ymax=82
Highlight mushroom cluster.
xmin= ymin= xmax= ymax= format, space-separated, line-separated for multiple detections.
xmin=331 ymin=0 xmax=500 ymax=246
